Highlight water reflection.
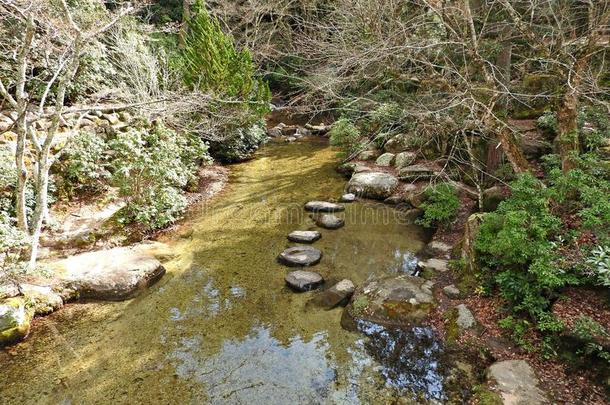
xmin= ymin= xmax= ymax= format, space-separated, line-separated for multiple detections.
xmin=170 ymin=326 xmax=337 ymax=404
xmin=391 ymin=249 xmax=419 ymax=275
xmin=356 ymin=320 xmax=446 ymax=401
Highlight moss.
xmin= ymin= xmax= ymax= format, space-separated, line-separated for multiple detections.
xmin=444 ymin=308 xmax=460 ymax=344
xmin=471 ymin=385 xmax=503 ymax=405
xmin=352 ymin=296 xmax=369 ymax=315
xmin=0 ymin=298 xmax=32 ymax=347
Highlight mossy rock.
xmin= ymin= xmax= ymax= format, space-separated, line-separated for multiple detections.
xmin=0 ymin=297 xmax=33 ymax=347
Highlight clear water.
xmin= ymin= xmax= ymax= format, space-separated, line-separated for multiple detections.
xmin=0 ymin=138 xmax=446 ymax=404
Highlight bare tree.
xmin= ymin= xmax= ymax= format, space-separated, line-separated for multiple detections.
xmin=0 ymin=0 xmax=134 ymax=267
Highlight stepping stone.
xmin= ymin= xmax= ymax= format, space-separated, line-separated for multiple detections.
xmin=419 ymin=258 xmax=449 ymax=272
xmin=456 ymin=304 xmax=475 ymax=329
xmin=285 ymin=271 xmax=324 ymax=292
xmin=340 ymin=193 xmax=356 ymax=202
xmin=310 ymin=279 xmax=355 ymax=309
xmin=304 ymin=201 xmax=345 ymax=213
xmin=278 ymin=246 xmax=322 ymax=267
xmin=312 ymin=214 xmax=345 ymax=229
xmin=487 ymin=360 xmax=549 ymax=404
xmin=287 ymin=230 xmax=321 ymax=243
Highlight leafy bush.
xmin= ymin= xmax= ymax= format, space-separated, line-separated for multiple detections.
xmin=55 ymin=131 xmax=110 ymax=197
xmin=329 ymin=118 xmax=362 ymax=156
xmin=208 ymin=122 xmax=267 ymax=163
xmin=586 ymin=245 xmax=610 ymax=287
xmin=0 ymin=213 xmax=29 ymax=274
xmin=416 ymin=183 xmax=460 ymax=228
xmin=109 ymin=123 xmax=210 ymax=230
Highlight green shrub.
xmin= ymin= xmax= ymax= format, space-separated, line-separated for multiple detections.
xmin=328 ymin=118 xmax=362 ymax=156
xmin=55 ymin=131 xmax=110 ymax=197
xmin=416 ymin=183 xmax=460 ymax=228
xmin=109 ymin=123 xmax=210 ymax=230
xmin=0 ymin=213 xmax=29 ymax=274
xmin=208 ymin=122 xmax=267 ymax=163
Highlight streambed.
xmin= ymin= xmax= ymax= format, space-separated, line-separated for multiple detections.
xmin=1 ymin=138 xmax=455 ymax=404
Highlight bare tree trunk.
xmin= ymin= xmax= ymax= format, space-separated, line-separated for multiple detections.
xmin=556 ymin=89 xmax=579 ymax=173
xmin=179 ymin=0 xmax=191 ymax=49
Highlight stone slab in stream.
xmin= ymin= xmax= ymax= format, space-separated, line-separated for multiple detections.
xmin=347 ymin=172 xmax=399 ymax=199
xmin=287 ymin=230 xmax=321 ymax=243
xmin=285 ymin=271 xmax=324 ymax=292
xmin=309 ymin=279 xmax=355 ymax=309
xmin=278 ymin=246 xmax=322 ymax=266
xmin=304 ymin=201 xmax=345 ymax=212
xmin=342 ymin=274 xmax=435 ymax=331
xmin=312 ymin=214 xmax=345 ymax=229
xmin=51 ymin=245 xmax=166 ymax=301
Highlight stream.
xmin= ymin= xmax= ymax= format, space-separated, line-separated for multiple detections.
xmin=1 ymin=138 xmax=452 ymax=404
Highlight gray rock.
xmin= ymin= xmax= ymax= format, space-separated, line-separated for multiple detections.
xmin=395 ymin=151 xmax=417 ymax=168
xmin=0 ymin=297 xmax=31 ymax=346
xmin=398 ymin=164 xmax=436 ymax=180
xmin=353 ymin=164 xmax=372 ymax=173
xmin=313 ymin=214 xmax=345 ymax=229
xmin=278 ymin=246 xmax=322 ymax=267
xmin=376 ymin=153 xmax=395 ymax=166
xmin=419 ymin=258 xmax=449 ymax=273
xmin=443 ymin=285 xmax=461 ymax=299
xmin=310 ymin=279 xmax=355 ymax=309
xmin=342 ymin=275 xmax=435 ymax=330
xmin=296 ymin=127 xmax=312 ymax=137
xmin=0 ymin=283 xmax=20 ymax=300
xmin=383 ymin=195 xmax=405 ymax=205
xmin=101 ymin=113 xmax=120 ymax=125
xmin=268 ymin=126 xmax=283 ymax=137
xmin=304 ymin=201 xmax=345 ymax=213
xmin=53 ymin=246 xmax=166 ymax=301
xmin=456 ymin=304 xmax=475 ymax=329
xmin=285 ymin=136 xmax=297 ymax=142
xmin=482 ymin=186 xmax=505 ymax=212
xmin=427 ymin=240 xmax=452 ymax=258
xmin=358 ymin=149 xmax=380 ymax=161
xmin=19 ymin=284 xmax=63 ymax=315
xmin=285 ymin=271 xmax=324 ymax=292
xmin=340 ymin=193 xmax=356 ymax=202
xmin=287 ymin=230 xmax=321 ymax=243
xmin=347 ymin=172 xmax=399 ymax=199
xmin=487 ymin=360 xmax=549 ymax=405
xmin=384 ymin=134 xmax=414 ymax=153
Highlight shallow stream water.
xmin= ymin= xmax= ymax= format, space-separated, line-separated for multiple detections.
xmin=1 ymin=139 xmax=447 ymax=404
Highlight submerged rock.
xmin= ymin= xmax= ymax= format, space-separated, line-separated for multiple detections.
xmin=278 ymin=246 xmax=322 ymax=267
xmin=342 ymin=275 xmax=435 ymax=331
xmin=347 ymin=172 xmax=399 ymax=200
xmin=304 ymin=201 xmax=345 ymax=213
xmin=53 ymin=246 xmax=166 ymax=301
xmin=340 ymin=193 xmax=356 ymax=202
xmin=312 ymin=214 xmax=345 ymax=229
xmin=285 ymin=271 xmax=324 ymax=292
xmin=309 ymin=279 xmax=355 ymax=309
xmin=287 ymin=230 xmax=321 ymax=243
xmin=0 ymin=297 xmax=32 ymax=346
xmin=487 ymin=360 xmax=549 ymax=404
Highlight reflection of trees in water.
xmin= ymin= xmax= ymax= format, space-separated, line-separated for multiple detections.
xmin=169 ymin=327 xmax=336 ymax=404
xmin=357 ymin=320 xmax=446 ymax=401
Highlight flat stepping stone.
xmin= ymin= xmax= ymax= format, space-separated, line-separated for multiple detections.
xmin=340 ymin=193 xmax=356 ymax=203
xmin=313 ymin=214 xmax=345 ymax=229
xmin=278 ymin=246 xmax=322 ymax=267
xmin=287 ymin=230 xmax=321 ymax=243
xmin=304 ymin=201 xmax=345 ymax=212
xmin=285 ymin=271 xmax=324 ymax=292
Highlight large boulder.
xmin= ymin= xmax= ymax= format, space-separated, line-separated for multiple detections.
xmin=304 ymin=201 xmax=345 ymax=213
xmin=19 ymin=284 xmax=63 ymax=315
xmin=0 ymin=297 xmax=32 ymax=346
xmin=487 ymin=360 xmax=549 ymax=405
xmin=312 ymin=214 xmax=345 ymax=229
xmin=278 ymin=246 xmax=322 ymax=267
xmin=53 ymin=246 xmax=166 ymax=301
xmin=285 ymin=271 xmax=324 ymax=292
xmin=482 ymin=186 xmax=506 ymax=212
xmin=347 ymin=172 xmax=399 ymax=200
xmin=342 ymin=275 xmax=435 ymax=331
xmin=358 ymin=149 xmax=380 ymax=161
